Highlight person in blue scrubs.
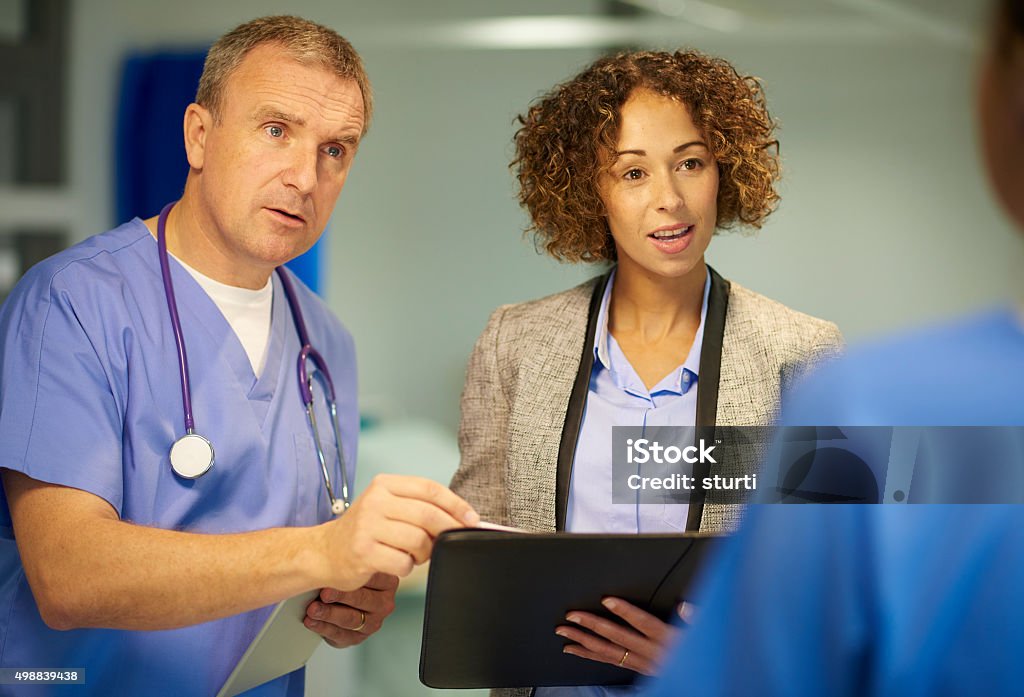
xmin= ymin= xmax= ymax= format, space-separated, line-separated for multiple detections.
xmin=644 ymin=1 xmax=1024 ymax=694
xmin=0 ymin=16 xmax=478 ymax=696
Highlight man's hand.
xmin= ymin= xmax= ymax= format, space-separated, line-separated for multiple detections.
xmin=1 ymin=469 xmax=476 ymax=632
xmin=318 ymin=474 xmax=479 ymax=591
xmin=555 ymin=597 xmax=682 ymax=676
xmin=304 ymin=573 xmax=398 ymax=648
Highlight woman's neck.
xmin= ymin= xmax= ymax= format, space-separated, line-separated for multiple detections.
xmin=609 ymin=259 xmax=707 ymax=344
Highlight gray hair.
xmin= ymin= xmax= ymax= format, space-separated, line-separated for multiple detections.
xmin=196 ymin=15 xmax=372 ymax=134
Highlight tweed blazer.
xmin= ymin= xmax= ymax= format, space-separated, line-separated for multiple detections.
xmin=451 ymin=269 xmax=842 ymax=697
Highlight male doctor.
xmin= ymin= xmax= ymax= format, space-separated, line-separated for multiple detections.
xmin=0 ymin=15 xmax=478 ymax=696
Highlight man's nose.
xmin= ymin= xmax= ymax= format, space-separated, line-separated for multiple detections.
xmin=281 ymin=147 xmax=318 ymax=195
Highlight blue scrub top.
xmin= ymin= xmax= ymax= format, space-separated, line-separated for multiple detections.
xmin=645 ymin=504 xmax=1024 ymax=697
xmin=643 ymin=307 xmax=1024 ymax=697
xmin=0 ymin=220 xmax=358 ymax=696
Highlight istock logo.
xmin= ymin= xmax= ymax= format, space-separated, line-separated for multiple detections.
xmin=625 ymin=438 xmax=717 ymax=465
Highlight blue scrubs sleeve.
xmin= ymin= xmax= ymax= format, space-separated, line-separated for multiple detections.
xmin=0 ymin=272 xmax=125 ymax=522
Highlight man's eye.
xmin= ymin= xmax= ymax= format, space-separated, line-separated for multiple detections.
xmin=325 ymin=145 xmax=343 ymax=158
xmin=266 ymin=125 xmax=284 ymax=138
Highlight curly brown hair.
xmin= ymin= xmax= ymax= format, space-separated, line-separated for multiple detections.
xmin=513 ymin=50 xmax=780 ymax=263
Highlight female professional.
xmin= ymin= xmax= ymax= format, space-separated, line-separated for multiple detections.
xmin=451 ymin=50 xmax=842 ymax=693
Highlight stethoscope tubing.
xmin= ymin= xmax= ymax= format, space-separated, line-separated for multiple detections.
xmin=157 ymin=200 xmax=351 ymax=514
xmin=157 ymin=202 xmax=197 ymax=434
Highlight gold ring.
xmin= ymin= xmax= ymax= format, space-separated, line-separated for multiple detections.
xmin=618 ymin=649 xmax=629 ymax=667
xmin=351 ymin=610 xmax=366 ymax=632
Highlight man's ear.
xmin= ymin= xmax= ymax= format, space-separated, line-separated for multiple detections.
xmin=183 ymin=103 xmax=213 ymax=170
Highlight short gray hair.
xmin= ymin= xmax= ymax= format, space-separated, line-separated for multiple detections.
xmin=196 ymin=15 xmax=372 ymax=134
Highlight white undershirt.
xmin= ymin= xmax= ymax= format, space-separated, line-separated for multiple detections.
xmin=171 ymin=254 xmax=273 ymax=376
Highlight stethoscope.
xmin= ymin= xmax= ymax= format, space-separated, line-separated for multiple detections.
xmin=157 ymin=201 xmax=351 ymax=516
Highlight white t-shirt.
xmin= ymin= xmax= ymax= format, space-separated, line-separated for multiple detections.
xmin=172 ymin=255 xmax=273 ymax=376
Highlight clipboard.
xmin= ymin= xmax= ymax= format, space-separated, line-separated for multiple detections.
xmin=419 ymin=529 xmax=719 ymax=689
xmin=216 ymin=590 xmax=322 ymax=697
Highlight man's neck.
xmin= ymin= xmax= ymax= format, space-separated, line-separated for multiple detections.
xmin=142 ymin=193 xmax=272 ymax=290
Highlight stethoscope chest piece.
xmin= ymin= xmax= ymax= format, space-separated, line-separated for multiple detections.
xmin=170 ymin=433 xmax=215 ymax=479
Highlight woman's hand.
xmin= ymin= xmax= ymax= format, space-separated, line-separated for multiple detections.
xmin=555 ymin=597 xmax=684 ymax=675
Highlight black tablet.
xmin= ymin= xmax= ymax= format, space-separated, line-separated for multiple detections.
xmin=419 ymin=529 xmax=720 ymax=689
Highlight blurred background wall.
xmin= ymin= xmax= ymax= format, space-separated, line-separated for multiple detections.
xmin=5 ymin=0 xmax=1020 ymax=431
xmin=1 ymin=1 xmax=1019 ymax=695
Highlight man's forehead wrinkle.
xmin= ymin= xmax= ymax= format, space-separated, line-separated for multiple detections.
xmin=243 ymin=82 xmax=365 ymax=139
xmin=251 ymin=106 xmax=305 ymax=126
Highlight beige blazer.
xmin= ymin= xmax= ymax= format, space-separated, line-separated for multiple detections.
xmin=451 ymin=269 xmax=842 ymax=697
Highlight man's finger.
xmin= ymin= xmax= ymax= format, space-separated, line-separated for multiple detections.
xmin=303 ymin=617 xmax=365 ymax=648
xmin=370 ymin=474 xmax=479 ymax=526
xmin=308 ymin=601 xmax=375 ymax=633
xmin=373 ymin=517 xmax=436 ymax=564
xmin=320 ymin=585 xmax=395 ymax=614
xmin=380 ymin=498 xmax=467 ymax=541
xmin=349 ymin=540 xmax=415 ymax=580
xmin=365 ymin=572 xmax=400 ymax=591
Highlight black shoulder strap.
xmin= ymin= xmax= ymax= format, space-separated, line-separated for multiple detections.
xmin=686 ymin=266 xmax=731 ymax=531
xmin=554 ymin=273 xmax=609 ymax=531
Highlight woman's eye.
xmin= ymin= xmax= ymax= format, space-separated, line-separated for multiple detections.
xmin=266 ymin=125 xmax=284 ymax=138
xmin=681 ymin=159 xmax=702 ymax=171
xmin=624 ymin=168 xmax=644 ymax=180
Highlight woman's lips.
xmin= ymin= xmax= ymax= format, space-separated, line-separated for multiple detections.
xmin=647 ymin=224 xmax=694 ymax=254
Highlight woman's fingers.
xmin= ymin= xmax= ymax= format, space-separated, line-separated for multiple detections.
xmin=601 ymin=597 xmax=681 ymax=645
xmin=554 ymin=598 xmax=683 ymax=676
xmin=556 ymin=623 xmax=658 ymax=675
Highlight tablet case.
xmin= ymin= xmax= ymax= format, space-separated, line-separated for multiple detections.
xmin=419 ymin=530 xmax=718 ymax=688
xmin=216 ymin=589 xmax=322 ymax=697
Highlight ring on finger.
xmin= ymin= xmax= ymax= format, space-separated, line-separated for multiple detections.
xmin=349 ymin=610 xmax=367 ymax=632
xmin=618 ymin=649 xmax=630 ymax=667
